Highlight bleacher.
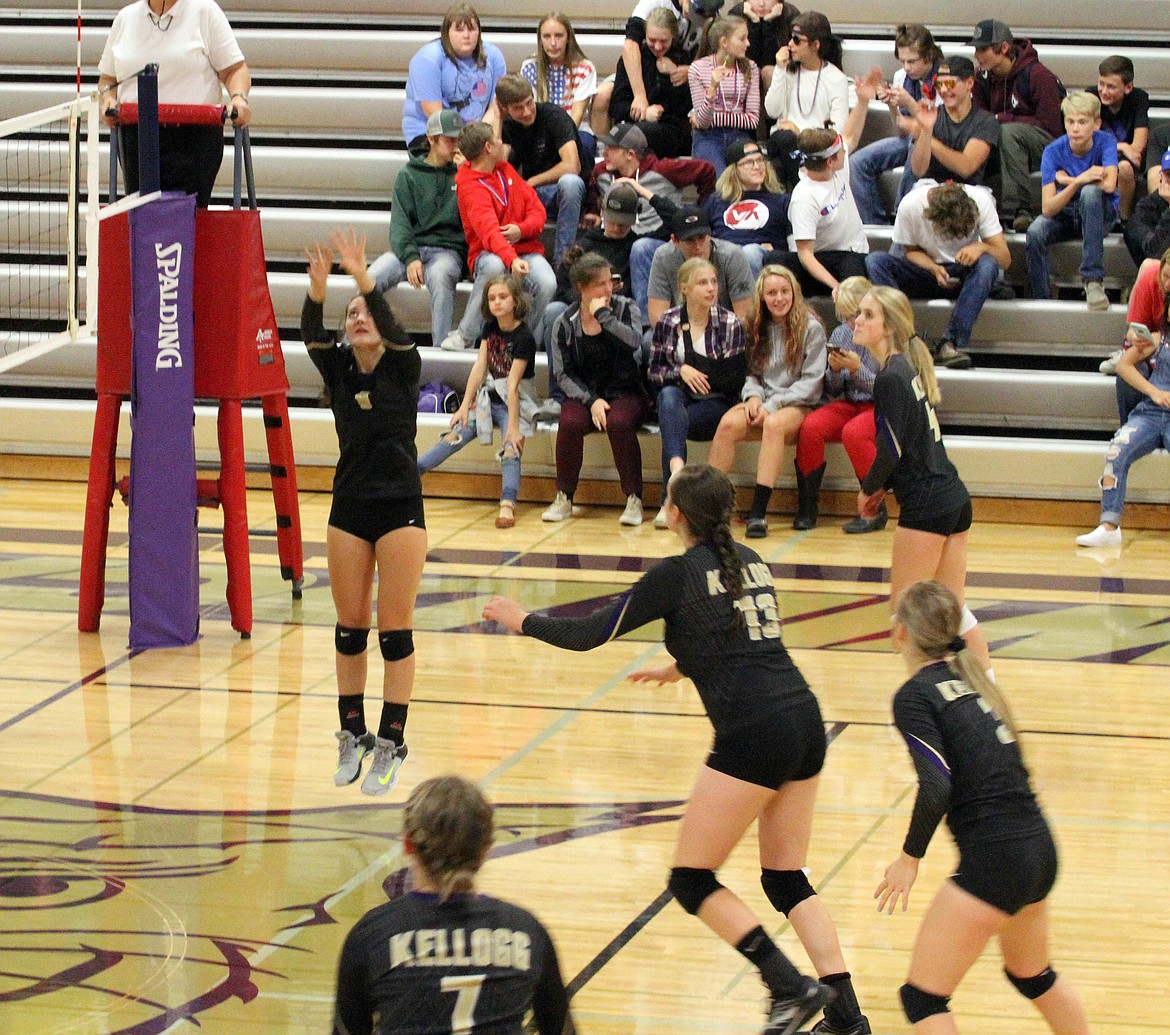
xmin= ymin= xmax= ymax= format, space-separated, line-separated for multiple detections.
xmin=3 ymin=2 xmax=1169 ymax=514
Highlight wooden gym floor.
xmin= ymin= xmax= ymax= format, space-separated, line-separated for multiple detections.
xmin=0 ymin=477 xmax=1167 ymax=1034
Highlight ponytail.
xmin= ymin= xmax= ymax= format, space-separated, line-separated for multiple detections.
xmin=903 ymin=334 xmax=941 ymax=407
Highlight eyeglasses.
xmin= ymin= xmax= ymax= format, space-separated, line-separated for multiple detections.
xmin=935 ymin=77 xmax=959 ymax=89
xmin=737 ymin=154 xmax=766 ymax=167
xmin=789 ymin=33 xmax=807 ymax=43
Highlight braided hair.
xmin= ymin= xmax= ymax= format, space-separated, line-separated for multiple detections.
xmin=403 ymin=775 xmax=494 ymax=902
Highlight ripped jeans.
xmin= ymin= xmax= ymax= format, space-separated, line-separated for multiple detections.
xmin=1098 ymin=401 xmax=1170 ymax=525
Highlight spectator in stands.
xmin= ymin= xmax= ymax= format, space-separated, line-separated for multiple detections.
xmin=448 ymin=122 xmax=556 ymax=351
xmin=1103 ymin=246 xmax=1169 ymax=422
xmin=850 ymin=24 xmax=942 ymax=226
xmin=793 ymin=276 xmax=885 ymax=532
xmin=687 ymin=16 xmax=760 ymax=174
xmin=648 ymin=257 xmax=748 ymax=528
xmin=370 ymin=110 xmax=466 ymax=347
xmin=703 ymin=139 xmax=791 ymax=278
xmin=521 ymin=13 xmax=598 ymax=170
xmin=1075 ymin=285 xmax=1170 ymax=549
xmin=606 ymin=7 xmax=694 ymax=158
xmin=970 ymin=19 xmax=1065 ymax=233
xmin=727 ymin=0 xmax=799 ymax=93
xmin=1025 ymin=92 xmax=1118 ymax=311
xmin=1087 ymin=55 xmax=1149 ymax=222
xmin=1124 ymin=148 xmax=1170 ymax=268
xmin=867 ymin=180 xmax=1010 ymax=370
xmin=97 ymin=0 xmax=252 ymax=207
xmin=903 ymin=55 xmax=999 ymax=199
xmin=402 ymin=4 xmax=506 ymax=152
xmin=545 ymin=253 xmax=649 ymax=525
xmin=496 ymin=74 xmax=585 ymax=266
xmin=763 ymin=10 xmax=849 ymax=189
xmin=707 ymin=263 xmax=826 ymax=537
xmin=1148 ymin=125 xmax=1170 ymax=197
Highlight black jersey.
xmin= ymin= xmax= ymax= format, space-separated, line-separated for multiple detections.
xmin=302 ymin=290 xmax=422 ymax=500
xmin=333 ymin=891 xmax=574 ymax=1035
xmin=894 ymin=661 xmax=1047 ymax=859
xmin=861 ymin=353 xmax=968 ymax=523
xmin=522 ymin=540 xmax=814 ymax=732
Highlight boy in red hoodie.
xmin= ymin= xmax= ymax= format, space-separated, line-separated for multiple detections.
xmin=443 ymin=121 xmax=557 ymax=350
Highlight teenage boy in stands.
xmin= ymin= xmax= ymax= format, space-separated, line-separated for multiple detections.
xmin=370 ymin=109 xmax=467 ymax=348
xmin=447 ymin=121 xmax=557 ymax=350
xmin=1087 ymin=55 xmax=1149 ymax=221
xmin=1124 ymin=148 xmax=1170 ymax=267
xmin=867 ymin=180 xmax=1010 ymax=370
xmin=904 ymin=56 xmax=999 ymax=199
xmin=1025 ymin=91 xmax=1118 ymax=312
xmin=970 ymin=19 xmax=1065 ymax=233
xmin=495 ymin=73 xmax=586 ymax=266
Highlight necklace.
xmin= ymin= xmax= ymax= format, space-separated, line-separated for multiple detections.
xmin=146 ymin=0 xmax=174 ymax=30
xmin=716 ymin=61 xmax=740 ymax=111
xmin=794 ymin=62 xmax=823 ymax=118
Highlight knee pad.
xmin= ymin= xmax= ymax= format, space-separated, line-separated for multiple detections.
xmin=335 ymin=624 xmax=370 ymax=656
xmin=760 ymin=868 xmax=816 ymax=916
xmin=378 ymin=629 xmax=414 ymax=662
xmin=959 ymin=605 xmax=978 ymax=636
xmin=668 ymin=867 xmax=723 ymax=915
xmin=900 ymin=983 xmax=950 ymax=1023
xmin=1005 ymin=966 xmax=1057 ymax=1000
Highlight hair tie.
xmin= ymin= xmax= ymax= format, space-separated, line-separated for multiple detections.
xmin=948 ymin=636 xmax=966 ymax=654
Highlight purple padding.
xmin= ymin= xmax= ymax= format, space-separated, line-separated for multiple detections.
xmin=128 ymin=192 xmax=199 ymax=649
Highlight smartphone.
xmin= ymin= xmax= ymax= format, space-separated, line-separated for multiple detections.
xmin=1127 ymin=322 xmax=1154 ymax=343
xmin=944 ymin=275 xmax=961 ymax=288
xmin=826 ymin=344 xmax=844 ymax=355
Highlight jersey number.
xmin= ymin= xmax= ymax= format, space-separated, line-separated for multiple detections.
xmin=734 ymin=592 xmax=781 ymax=640
xmin=911 ymin=375 xmax=942 ymax=442
xmin=441 ymin=974 xmax=486 ymax=1034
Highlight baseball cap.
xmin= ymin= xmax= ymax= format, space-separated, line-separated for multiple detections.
xmin=426 ymin=109 xmax=465 ymax=138
xmin=598 ymin=122 xmax=648 ymax=156
xmin=969 ymin=19 xmax=1013 ymax=48
xmin=672 ymin=205 xmax=711 ymax=241
xmin=725 ymin=139 xmax=765 ymax=167
xmin=692 ymin=0 xmax=725 ymax=15
xmin=602 ymin=183 xmax=639 ymax=226
xmin=1161 ymin=147 xmax=1170 ymax=173
xmin=938 ymin=55 xmax=976 ymax=80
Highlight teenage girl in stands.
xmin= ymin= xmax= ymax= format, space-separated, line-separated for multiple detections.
xmin=687 ymin=15 xmax=760 ymax=174
xmin=521 ymin=12 xmax=599 ymax=167
xmin=703 ymin=138 xmax=791 ymax=278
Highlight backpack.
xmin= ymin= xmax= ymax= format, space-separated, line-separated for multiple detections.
xmin=418 ymin=381 xmax=460 ymax=414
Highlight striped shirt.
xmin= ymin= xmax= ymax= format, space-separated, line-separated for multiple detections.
xmin=688 ymin=57 xmax=760 ymax=131
xmin=520 ymin=58 xmax=598 ymax=114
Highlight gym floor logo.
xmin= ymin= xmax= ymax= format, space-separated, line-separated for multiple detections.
xmin=0 ymin=791 xmax=682 ymax=1031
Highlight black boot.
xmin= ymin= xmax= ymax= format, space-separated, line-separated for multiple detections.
xmin=842 ymin=500 xmax=888 ymax=534
xmin=792 ymin=462 xmax=825 ymax=530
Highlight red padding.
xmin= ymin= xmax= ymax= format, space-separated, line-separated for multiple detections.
xmin=117 ymin=103 xmax=226 ymax=126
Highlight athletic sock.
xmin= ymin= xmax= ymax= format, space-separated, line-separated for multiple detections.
xmin=735 ymin=925 xmax=803 ymax=997
xmin=378 ymin=702 xmax=409 ymax=745
xmin=338 ymin=694 xmax=366 ymax=738
xmin=820 ymin=971 xmax=862 ymax=1025
xmin=750 ymin=484 xmax=773 ymax=520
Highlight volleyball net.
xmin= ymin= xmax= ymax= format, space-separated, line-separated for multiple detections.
xmin=0 ymin=95 xmax=100 ymax=375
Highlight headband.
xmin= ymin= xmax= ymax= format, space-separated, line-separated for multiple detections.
xmin=795 ymin=134 xmax=843 ymax=164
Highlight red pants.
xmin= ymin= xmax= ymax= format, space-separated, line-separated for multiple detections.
xmin=796 ymin=400 xmax=876 ymax=480
xmin=556 ymin=394 xmax=648 ymax=498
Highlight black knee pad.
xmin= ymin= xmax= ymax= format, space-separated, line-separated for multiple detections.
xmin=1005 ymin=966 xmax=1057 ymax=999
xmin=668 ymin=867 xmax=723 ymax=915
xmin=335 ymin=624 xmax=370 ymax=656
xmin=900 ymin=983 xmax=950 ymax=1023
xmin=760 ymin=868 xmax=816 ymax=916
xmin=378 ymin=628 xmax=414 ymax=662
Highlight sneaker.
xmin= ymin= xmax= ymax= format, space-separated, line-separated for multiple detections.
xmin=619 ymin=494 xmax=643 ymax=526
xmin=439 ymin=329 xmax=469 ymax=351
xmin=335 ymin=730 xmax=375 ymax=786
xmin=1099 ymin=348 xmax=1124 ymax=375
xmin=810 ymin=1015 xmax=872 ymax=1035
xmin=534 ymin=398 xmax=562 ymax=423
xmin=1085 ymin=281 xmax=1110 ymax=311
xmin=763 ymin=979 xmax=836 ymax=1035
xmin=746 ymin=517 xmax=768 ymax=538
xmin=542 ymin=491 xmax=573 ymax=522
xmin=934 ymin=340 xmax=973 ymax=370
xmin=1011 ymin=211 xmax=1033 ymax=233
xmin=360 ymin=737 xmax=408 ymax=795
xmin=1075 ymin=523 xmax=1121 ymax=547
xmin=653 ymin=505 xmax=669 ymax=529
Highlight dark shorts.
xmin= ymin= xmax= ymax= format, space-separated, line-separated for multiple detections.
xmin=707 ymin=696 xmax=827 ymax=790
xmin=328 ymin=494 xmax=426 ymax=544
xmin=898 ymin=497 xmax=973 ymax=537
xmin=952 ymin=826 xmax=1058 ymax=915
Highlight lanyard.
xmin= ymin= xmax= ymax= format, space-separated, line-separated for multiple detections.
xmin=480 ymin=169 xmax=510 ymax=209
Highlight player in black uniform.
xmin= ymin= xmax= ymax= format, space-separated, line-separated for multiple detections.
xmin=851 ymin=285 xmax=992 ymax=674
xmin=483 ymin=463 xmax=869 ymax=1035
xmin=303 ymin=229 xmax=426 ymax=796
xmin=876 ymin=580 xmax=1090 ymax=1035
xmin=333 ymin=774 xmax=575 ymax=1034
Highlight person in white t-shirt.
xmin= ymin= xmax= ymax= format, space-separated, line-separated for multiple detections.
xmin=866 ymin=180 xmax=1011 ymax=369
xmin=98 ymin=0 xmax=251 ymax=206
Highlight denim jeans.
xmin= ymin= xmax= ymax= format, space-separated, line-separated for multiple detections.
xmin=578 ymin=129 xmax=597 ymax=171
xmin=865 ymin=250 xmax=1000 ymax=348
xmin=369 ymin=246 xmax=463 ymax=342
xmin=459 ymin=251 xmax=557 ymax=344
xmin=1025 ymin=184 xmax=1114 ymax=299
xmin=691 ymin=126 xmax=751 ymax=176
xmin=417 ymin=397 xmax=521 ymax=502
xmin=740 ymin=243 xmax=777 ymax=279
xmin=1098 ymin=402 xmax=1170 ymax=525
xmin=629 ymin=236 xmax=668 ymax=321
xmin=656 ymin=385 xmax=734 ymax=490
xmin=535 ymin=174 xmax=586 ymax=264
xmin=849 ymin=134 xmax=911 ymax=225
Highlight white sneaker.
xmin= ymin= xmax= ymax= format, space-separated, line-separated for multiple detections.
xmin=542 ymin=491 xmax=573 ymax=522
xmin=1099 ymin=348 xmax=1124 ymax=375
xmin=1085 ymin=281 xmax=1109 ymax=312
xmin=653 ymin=505 xmax=669 ymax=529
xmin=439 ymin=329 xmax=469 ymax=351
xmin=619 ymin=495 xmax=643 ymax=526
xmin=1076 ymin=523 xmax=1121 ymax=547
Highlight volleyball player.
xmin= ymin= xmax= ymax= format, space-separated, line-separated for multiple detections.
xmin=877 ymin=579 xmax=1090 ymax=1035
xmin=333 ymin=775 xmax=575 ymax=1034
xmin=851 ymin=286 xmax=993 ymax=674
xmin=483 ymin=464 xmax=869 ymax=1035
xmin=302 ymin=229 xmax=426 ymax=796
